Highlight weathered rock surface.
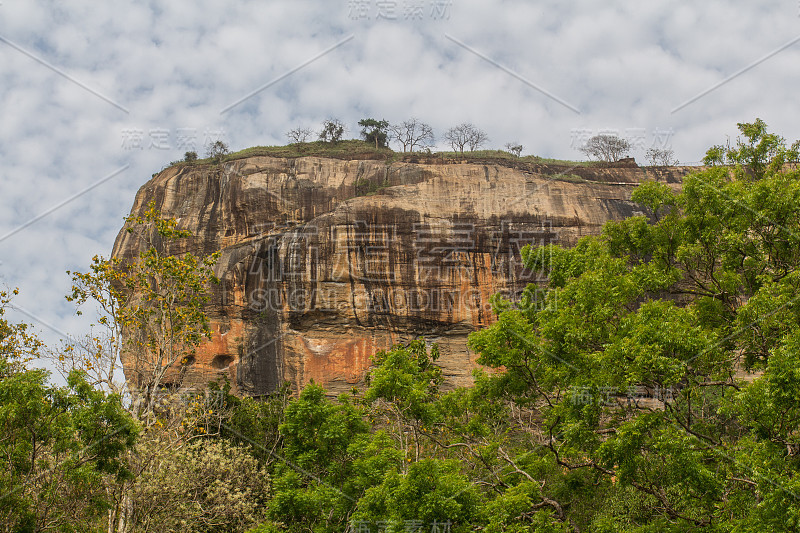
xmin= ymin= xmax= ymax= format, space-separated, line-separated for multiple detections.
xmin=112 ymin=156 xmax=689 ymax=395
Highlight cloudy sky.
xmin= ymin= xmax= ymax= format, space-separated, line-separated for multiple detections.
xmin=1 ymin=0 xmax=799 ymax=364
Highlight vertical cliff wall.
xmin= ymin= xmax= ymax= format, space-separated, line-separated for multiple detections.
xmin=112 ymin=155 xmax=688 ymax=395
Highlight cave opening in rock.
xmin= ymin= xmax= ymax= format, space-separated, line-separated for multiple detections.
xmin=211 ymin=354 xmax=234 ymax=370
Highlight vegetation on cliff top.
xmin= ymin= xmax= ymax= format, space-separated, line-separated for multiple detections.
xmin=164 ymin=116 xmax=632 ymax=172
xmin=165 ymin=141 xmax=601 ymax=178
xmin=163 ymin=117 xmax=690 ymax=179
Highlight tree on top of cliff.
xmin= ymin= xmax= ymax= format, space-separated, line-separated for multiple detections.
xmin=286 ymin=127 xmax=314 ymax=144
xmin=358 ymin=118 xmax=390 ymax=149
xmin=318 ymin=118 xmax=346 ymax=143
xmin=504 ymin=142 xmax=523 ymax=157
xmin=579 ymin=134 xmax=631 ymax=162
xmin=645 ymin=147 xmax=678 ymax=166
xmin=444 ymin=123 xmax=489 ymax=154
xmin=206 ymin=140 xmax=230 ymax=162
xmin=389 ymin=118 xmax=434 ymax=153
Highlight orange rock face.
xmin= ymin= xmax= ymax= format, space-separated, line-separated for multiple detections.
xmin=112 ymin=156 xmax=688 ymax=395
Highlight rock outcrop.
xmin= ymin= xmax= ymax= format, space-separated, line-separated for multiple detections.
xmin=112 ymin=155 xmax=689 ymax=395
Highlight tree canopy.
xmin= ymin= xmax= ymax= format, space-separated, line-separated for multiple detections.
xmin=358 ymin=118 xmax=390 ymax=149
xmin=466 ymin=118 xmax=800 ymax=529
xmin=579 ymin=134 xmax=631 ymax=162
xmin=0 ymin=290 xmax=139 ymax=532
xmin=389 ymin=118 xmax=434 ymax=153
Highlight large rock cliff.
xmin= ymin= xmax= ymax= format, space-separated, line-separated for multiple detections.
xmin=112 ymin=155 xmax=689 ymax=395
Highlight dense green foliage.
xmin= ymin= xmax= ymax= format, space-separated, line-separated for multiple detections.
xmin=359 ymin=118 xmax=390 ymax=149
xmin=463 ymin=119 xmax=800 ymax=530
xmin=0 ymin=290 xmax=138 ymax=532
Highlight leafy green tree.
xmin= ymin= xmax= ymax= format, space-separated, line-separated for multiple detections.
xmin=218 ymin=380 xmax=291 ymax=464
xmin=318 ymin=118 xmax=345 ymax=143
xmin=468 ymin=119 xmax=800 ymax=529
xmin=482 ymin=480 xmax=574 ymax=533
xmin=0 ymin=292 xmax=138 ymax=532
xmin=61 ymin=206 xmax=221 ymax=532
xmin=358 ymin=118 xmax=390 ymax=149
xmin=267 ymin=384 xmax=370 ymax=532
xmin=280 ymin=384 xmax=368 ymax=478
xmin=364 ymin=339 xmax=443 ymax=460
xmin=703 ymin=118 xmax=787 ymax=179
xmin=351 ymin=458 xmax=480 ymax=533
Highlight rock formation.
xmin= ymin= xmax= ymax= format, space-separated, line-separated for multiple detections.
xmin=112 ymin=155 xmax=689 ymax=395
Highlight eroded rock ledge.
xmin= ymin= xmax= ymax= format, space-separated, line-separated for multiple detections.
xmin=112 ymin=156 xmax=689 ymax=395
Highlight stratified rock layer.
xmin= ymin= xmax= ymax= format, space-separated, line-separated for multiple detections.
xmin=112 ymin=156 xmax=688 ymax=395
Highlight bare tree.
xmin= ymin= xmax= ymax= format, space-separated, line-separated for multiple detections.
xmin=645 ymin=147 xmax=679 ymax=166
xmin=505 ymin=142 xmax=523 ymax=157
xmin=444 ymin=123 xmax=472 ymax=153
xmin=318 ymin=118 xmax=346 ymax=143
xmin=467 ymin=127 xmax=489 ymax=152
xmin=445 ymin=123 xmax=489 ymax=153
xmin=579 ymin=135 xmax=631 ymax=162
xmin=389 ymin=118 xmax=435 ymax=153
xmin=286 ymin=127 xmax=314 ymax=143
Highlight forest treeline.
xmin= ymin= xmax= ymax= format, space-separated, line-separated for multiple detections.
xmin=2 ymin=119 xmax=800 ymax=532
